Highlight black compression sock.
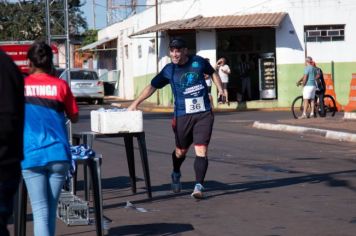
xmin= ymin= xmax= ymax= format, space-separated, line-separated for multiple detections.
xmin=172 ymin=150 xmax=185 ymax=173
xmin=194 ymin=156 xmax=208 ymax=184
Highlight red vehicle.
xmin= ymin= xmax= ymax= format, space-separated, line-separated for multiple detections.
xmin=0 ymin=41 xmax=59 ymax=74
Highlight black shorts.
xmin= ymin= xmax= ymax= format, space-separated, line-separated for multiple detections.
xmin=172 ymin=111 xmax=214 ymax=149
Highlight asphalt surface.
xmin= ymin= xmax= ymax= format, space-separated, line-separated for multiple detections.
xmin=9 ymin=104 xmax=356 ymax=236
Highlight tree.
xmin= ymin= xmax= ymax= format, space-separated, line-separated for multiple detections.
xmin=0 ymin=0 xmax=87 ymax=41
xmin=81 ymin=29 xmax=98 ymax=46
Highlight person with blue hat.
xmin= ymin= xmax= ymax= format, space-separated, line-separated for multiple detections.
xmin=129 ymin=37 xmax=225 ymax=199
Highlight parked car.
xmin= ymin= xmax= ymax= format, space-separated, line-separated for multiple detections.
xmin=56 ymin=68 xmax=104 ymax=104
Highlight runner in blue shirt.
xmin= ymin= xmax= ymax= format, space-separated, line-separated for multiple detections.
xmin=128 ymin=38 xmax=225 ymax=199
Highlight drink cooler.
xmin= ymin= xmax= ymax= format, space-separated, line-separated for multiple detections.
xmin=90 ymin=110 xmax=143 ymax=133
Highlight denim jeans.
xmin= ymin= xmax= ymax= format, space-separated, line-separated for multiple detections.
xmin=0 ymin=178 xmax=20 ymax=236
xmin=22 ymin=162 xmax=70 ymax=236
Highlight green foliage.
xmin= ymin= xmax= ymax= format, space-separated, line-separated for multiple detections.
xmin=81 ymin=29 xmax=98 ymax=46
xmin=0 ymin=0 xmax=88 ymax=41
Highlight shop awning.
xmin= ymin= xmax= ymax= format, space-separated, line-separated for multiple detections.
xmin=130 ymin=15 xmax=204 ymax=37
xmin=78 ymin=37 xmax=117 ymax=51
xmin=130 ymin=12 xmax=287 ymax=37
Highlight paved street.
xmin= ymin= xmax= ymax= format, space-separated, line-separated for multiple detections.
xmin=11 ymin=105 xmax=356 ymax=236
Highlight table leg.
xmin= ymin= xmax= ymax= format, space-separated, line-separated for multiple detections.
xmin=136 ymin=133 xmax=152 ymax=198
xmin=124 ymin=135 xmax=136 ymax=194
xmin=88 ymin=157 xmax=104 ymax=236
xmin=83 ymin=133 xmax=94 ymax=149
xmin=83 ymin=163 xmax=90 ymax=201
xmin=71 ymin=162 xmax=78 ymax=195
xmin=14 ymin=178 xmax=27 ymax=236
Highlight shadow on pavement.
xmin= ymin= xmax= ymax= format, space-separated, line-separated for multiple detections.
xmin=204 ymin=169 xmax=356 ymax=199
xmin=102 ymin=169 xmax=356 ymax=209
xmin=101 ymin=176 xmax=133 ymax=190
xmin=108 ymin=223 xmax=194 ymax=236
xmin=74 ymin=176 xmax=135 ymax=192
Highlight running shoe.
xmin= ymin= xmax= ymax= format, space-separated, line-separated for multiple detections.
xmin=171 ymin=172 xmax=182 ymax=193
xmin=191 ymin=183 xmax=204 ymax=199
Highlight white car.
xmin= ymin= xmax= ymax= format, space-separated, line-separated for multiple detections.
xmin=56 ymin=68 xmax=104 ymax=104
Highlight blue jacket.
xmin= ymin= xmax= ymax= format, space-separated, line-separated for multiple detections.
xmin=22 ymin=73 xmax=78 ymax=169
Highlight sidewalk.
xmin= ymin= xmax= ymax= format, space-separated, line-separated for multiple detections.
xmin=253 ymin=113 xmax=356 ymax=142
xmin=105 ymin=96 xmax=356 ymax=142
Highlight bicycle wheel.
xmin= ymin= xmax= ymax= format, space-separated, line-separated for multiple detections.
xmin=291 ymin=96 xmax=304 ymax=119
xmin=316 ymin=94 xmax=325 ymax=117
xmin=323 ymin=94 xmax=336 ymax=117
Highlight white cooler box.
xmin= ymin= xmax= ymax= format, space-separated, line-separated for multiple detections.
xmin=91 ymin=110 xmax=143 ymax=133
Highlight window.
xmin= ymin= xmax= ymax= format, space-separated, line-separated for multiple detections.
xmin=138 ymin=45 xmax=142 ymax=58
xmin=304 ymin=25 xmax=345 ymax=42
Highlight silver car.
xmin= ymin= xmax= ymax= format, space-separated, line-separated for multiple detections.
xmin=56 ymin=68 xmax=104 ymax=104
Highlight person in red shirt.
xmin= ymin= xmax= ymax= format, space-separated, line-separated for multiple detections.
xmin=22 ymin=41 xmax=78 ymax=236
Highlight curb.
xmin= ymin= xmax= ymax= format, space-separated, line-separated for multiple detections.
xmin=344 ymin=112 xmax=356 ymax=120
xmin=252 ymin=121 xmax=356 ymax=143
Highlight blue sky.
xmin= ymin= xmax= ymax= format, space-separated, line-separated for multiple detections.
xmin=80 ymin=0 xmax=148 ymax=30
xmin=81 ymin=0 xmax=107 ymax=30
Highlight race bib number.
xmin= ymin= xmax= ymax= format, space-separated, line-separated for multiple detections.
xmin=185 ymin=96 xmax=206 ymax=114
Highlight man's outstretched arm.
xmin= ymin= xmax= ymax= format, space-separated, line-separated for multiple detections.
xmin=128 ymin=84 xmax=157 ymax=111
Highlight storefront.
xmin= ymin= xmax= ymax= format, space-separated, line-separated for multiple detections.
xmin=78 ymin=37 xmax=118 ymax=72
xmin=216 ymin=28 xmax=276 ymax=102
xmin=130 ymin=13 xmax=285 ymax=105
xmin=127 ymin=13 xmax=286 ymax=106
xmin=97 ymin=0 xmax=356 ymax=109
xmin=165 ymin=28 xmax=278 ymax=103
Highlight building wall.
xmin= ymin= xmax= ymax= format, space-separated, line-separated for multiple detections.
xmin=274 ymin=0 xmax=356 ymax=107
xmin=57 ymin=44 xmax=75 ymax=68
xmin=98 ymin=0 xmax=356 ymax=107
xmin=195 ymin=30 xmax=217 ymax=63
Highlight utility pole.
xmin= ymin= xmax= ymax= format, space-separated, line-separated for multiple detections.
xmin=304 ymin=32 xmax=307 ymax=58
xmin=45 ymin=0 xmax=71 ymax=80
xmin=155 ymin=0 xmax=160 ymax=105
xmin=45 ymin=0 xmax=72 ymax=141
xmin=45 ymin=0 xmax=51 ymax=44
xmin=92 ymin=0 xmax=96 ymax=29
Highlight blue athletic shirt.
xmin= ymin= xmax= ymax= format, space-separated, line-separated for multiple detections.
xmin=151 ymin=55 xmax=215 ymax=117
xmin=22 ymin=73 xmax=78 ymax=169
xmin=304 ymin=65 xmax=317 ymax=87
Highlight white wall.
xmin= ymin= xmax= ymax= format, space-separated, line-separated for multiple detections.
xmin=195 ymin=29 xmax=217 ymax=64
xmin=98 ymin=7 xmax=161 ymax=99
xmin=156 ymin=0 xmax=356 ymax=64
xmin=274 ymin=0 xmax=356 ymax=64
